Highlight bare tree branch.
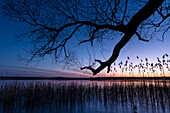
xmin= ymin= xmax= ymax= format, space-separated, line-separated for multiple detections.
xmin=1 ymin=0 xmax=169 ymax=75
xmin=81 ymin=0 xmax=165 ymax=75
xmin=135 ymin=32 xmax=149 ymax=42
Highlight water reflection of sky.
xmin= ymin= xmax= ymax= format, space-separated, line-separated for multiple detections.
xmin=0 ymin=80 xmax=170 ymax=113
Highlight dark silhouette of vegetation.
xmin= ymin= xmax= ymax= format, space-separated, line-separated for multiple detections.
xmin=112 ymin=54 xmax=170 ymax=77
xmin=0 ymin=0 xmax=169 ymax=75
xmin=0 ymin=80 xmax=170 ymax=113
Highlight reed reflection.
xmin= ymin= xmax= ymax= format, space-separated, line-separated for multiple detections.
xmin=0 ymin=80 xmax=170 ymax=113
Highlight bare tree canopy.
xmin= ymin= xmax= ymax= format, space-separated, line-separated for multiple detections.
xmin=0 ymin=0 xmax=169 ymax=75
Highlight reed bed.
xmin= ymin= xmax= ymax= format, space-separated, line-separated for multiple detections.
xmin=0 ymin=80 xmax=170 ymax=113
xmin=112 ymin=54 xmax=170 ymax=77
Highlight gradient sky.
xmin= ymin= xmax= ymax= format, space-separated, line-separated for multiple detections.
xmin=0 ymin=8 xmax=170 ymax=77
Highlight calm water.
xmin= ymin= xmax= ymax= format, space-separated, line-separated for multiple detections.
xmin=0 ymin=79 xmax=170 ymax=113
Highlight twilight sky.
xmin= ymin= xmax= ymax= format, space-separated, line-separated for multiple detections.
xmin=0 ymin=10 xmax=170 ymax=77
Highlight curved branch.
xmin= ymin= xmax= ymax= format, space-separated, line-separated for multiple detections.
xmin=44 ymin=24 xmax=83 ymax=55
xmin=135 ymin=32 xmax=149 ymax=42
xmin=81 ymin=0 xmax=164 ymax=75
xmin=81 ymin=32 xmax=134 ymax=75
xmin=79 ymin=28 xmax=99 ymax=46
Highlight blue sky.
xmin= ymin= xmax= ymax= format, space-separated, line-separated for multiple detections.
xmin=0 ymin=14 xmax=170 ymax=77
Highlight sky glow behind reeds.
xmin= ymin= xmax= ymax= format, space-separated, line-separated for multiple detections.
xmin=0 ymin=13 xmax=170 ymax=77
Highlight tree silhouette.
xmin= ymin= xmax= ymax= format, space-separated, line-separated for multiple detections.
xmin=1 ymin=0 xmax=169 ymax=75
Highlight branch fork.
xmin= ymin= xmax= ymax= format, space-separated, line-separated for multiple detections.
xmin=81 ymin=59 xmax=111 ymax=75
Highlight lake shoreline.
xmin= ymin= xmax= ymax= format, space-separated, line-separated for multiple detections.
xmin=0 ymin=76 xmax=170 ymax=80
